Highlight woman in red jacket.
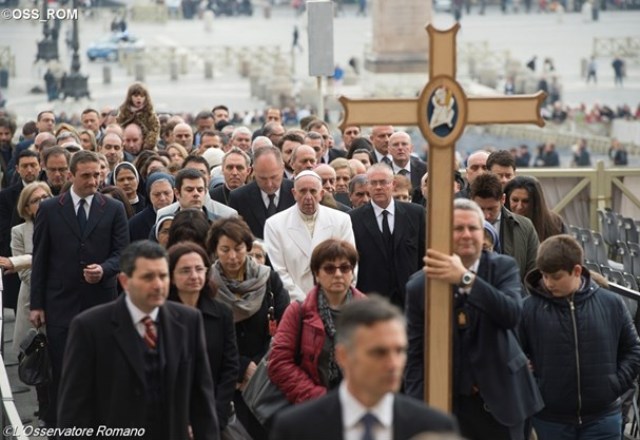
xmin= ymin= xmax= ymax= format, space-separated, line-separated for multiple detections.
xmin=268 ymin=238 xmax=367 ymax=404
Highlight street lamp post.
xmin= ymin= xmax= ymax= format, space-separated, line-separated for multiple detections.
xmin=62 ymin=0 xmax=90 ymax=100
xmin=35 ymin=0 xmax=59 ymax=62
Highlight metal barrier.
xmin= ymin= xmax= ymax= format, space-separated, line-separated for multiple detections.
xmin=592 ymin=36 xmax=640 ymax=59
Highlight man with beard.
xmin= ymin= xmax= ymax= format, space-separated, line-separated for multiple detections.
xmin=0 ymin=117 xmax=17 ymax=189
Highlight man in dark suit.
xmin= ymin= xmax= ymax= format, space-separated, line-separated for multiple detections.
xmin=228 ymin=146 xmax=294 ymax=239
xmin=58 ymin=240 xmax=219 ymax=439
xmin=0 ymin=150 xmax=41 ymax=311
xmin=349 ymin=163 xmax=425 ymax=308
xmin=388 ymin=131 xmax=427 ymax=191
xmin=210 ymin=147 xmax=251 ymax=206
xmin=405 ymin=198 xmax=543 ymax=440
xmin=30 ymin=150 xmax=129 ymax=427
xmin=271 ymin=296 xmax=457 ymax=440
xmin=306 ymin=119 xmax=347 ymax=164
xmin=368 ymin=125 xmax=394 ymax=164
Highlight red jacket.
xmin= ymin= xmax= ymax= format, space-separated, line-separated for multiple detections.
xmin=268 ymin=286 xmax=367 ymax=404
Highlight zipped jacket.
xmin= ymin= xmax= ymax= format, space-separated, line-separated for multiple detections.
xmin=521 ymin=269 xmax=640 ymax=424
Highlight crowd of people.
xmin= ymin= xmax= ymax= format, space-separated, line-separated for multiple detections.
xmin=0 ymin=81 xmax=639 ymax=440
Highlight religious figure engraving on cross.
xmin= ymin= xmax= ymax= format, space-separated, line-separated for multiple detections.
xmin=338 ymin=23 xmax=545 ymax=413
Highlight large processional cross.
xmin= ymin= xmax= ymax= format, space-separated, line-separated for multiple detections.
xmin=339 ymin=23 xmax=545 ymax=412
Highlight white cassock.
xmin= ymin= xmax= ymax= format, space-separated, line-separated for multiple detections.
xmin=264 ymin=204 xmax=356 ymax=301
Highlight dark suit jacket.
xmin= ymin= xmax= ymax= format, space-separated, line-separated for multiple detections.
xmin=198 ymin=294 xmax=238 ymax=430
xmin=325 ymin=148 xmax=347 ymax=163
xmin=228 ymin=180 xmax=295 ymax=239
xmin=407 ymin=156 xmax=427 ymax=191
xmin=270 ymin=389 xmax=456 ymax=440
xmin=57 ymin=296 xmax=219 ymax=439
xmin=129 ymin=204 xmax=157 ymax=243
xmin=404 ymin=251 xmax=544 ymax=428
xmin=348 ymin=201 xmax=425 ymax=308
xmin=210 ymin=185 xmax=231 ymax=206
xmin=31 ymin=191 xmax=130 ymax=327
xmin=0 ymin=181 xmax=24 ymax=309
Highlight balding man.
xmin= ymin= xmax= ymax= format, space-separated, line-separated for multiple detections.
xmin=251 ymin=136 xmax=273 ymax=155
xmin=369 ymin=125 xmax=394 ymax=165
xmin=314 ymin=164 xmax=351 ymax=212
xmin=173 ymin=123 xmax=194 ymax=153
xmin=262 ymin=121 xmax=285 ymax=147
xmin=290 ymin=144 xmax=317 ymax=176
xmin=458 ymin=150 xmax=490 ymax=198
xmin=388 ymin=131 xmax=426 ymax=191
xmin=123 ymin=123 xmax=144 ymax=160
xmin=99 ymin=132 xmax=124 ymax=172
xmin=264 ymin=170 xmax=355 ymax=301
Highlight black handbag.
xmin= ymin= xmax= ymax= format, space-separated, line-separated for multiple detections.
xmin=221 ymin=402 xmax=251 ymax=440
xmin=242 ymin=301 xmax=303 ymax=427
xmin=18 ymin=328 xmax=52 ymax=386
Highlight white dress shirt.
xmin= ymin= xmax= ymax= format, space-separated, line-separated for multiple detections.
xmin=125 ymin=294 xmax=160 ymax=338
xmin=340 ymin=382 xmax=393 ymax=440
xmin=371 ymin=200 xmax=396 ymax=235
xmin=69 ymin=188 xmax=94 ymax=218
xmin=261 ymin=189 xmax=281 ymax=210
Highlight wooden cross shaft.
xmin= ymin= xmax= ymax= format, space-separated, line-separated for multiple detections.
xmin=339 ymin=23 xmax=545 ymax=413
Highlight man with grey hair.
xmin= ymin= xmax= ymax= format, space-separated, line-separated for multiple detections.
xmin=271 ymin=296 xmax=456 ymax=439
xmin=211 ymin=147 xmax=251 ymax=205
xmin=348 ymin=174 xmax=370 ymax=209
xmin=405 ymin=198 xmax=543 ymax=440
xmin=250 ymin=136 xmax=273 ymax=155
xmin=349 ymin=163 xmax=425 ymax=309
xmin=290 ymin=144 xmax=317 ymax=177
xmin=262 ymin=121 xmax=285 ymax=147
xmin=264 ymin=170 xmax=355 ymax=300
xmin=230 ymin=126 xmax=252 ymax=153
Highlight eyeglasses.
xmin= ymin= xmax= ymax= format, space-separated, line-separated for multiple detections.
xmin=320 ymin=264 xmax=353 ymax=275
xmin=29 ymin=195 xmax=50 ymax=205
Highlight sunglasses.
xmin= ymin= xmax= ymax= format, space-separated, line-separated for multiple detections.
xmin=321 ymin=264 xmax=353 ymax=275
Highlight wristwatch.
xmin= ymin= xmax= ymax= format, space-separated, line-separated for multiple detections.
xmin=460 ymin=271 xmax=475 ymax=288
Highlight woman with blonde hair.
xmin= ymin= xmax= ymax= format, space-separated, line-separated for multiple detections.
xmin=78 ymin=128 xmax=97 ymax=151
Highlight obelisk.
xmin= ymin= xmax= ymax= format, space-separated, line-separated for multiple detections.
xmin=365 ymin=0 xmax=432 ymax=73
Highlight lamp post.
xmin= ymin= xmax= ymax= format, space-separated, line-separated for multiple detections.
xmin=35 ymin=0 xmax=59 ymax=62
xmin=62 ymin=0 xmax=90 ymax=100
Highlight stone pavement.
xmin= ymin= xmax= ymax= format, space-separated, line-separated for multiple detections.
xmin=0 ymin=4 xmax=638 ymax=123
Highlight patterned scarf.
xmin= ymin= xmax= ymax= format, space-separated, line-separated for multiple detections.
xmin=212 ymin=257 xmax=271 ymax=322
xmin=317 ymin=287 xmax=353 ymax=386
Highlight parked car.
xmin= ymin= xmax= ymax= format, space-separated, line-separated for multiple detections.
xmin=86 ymin=32 xmax=144 ymax=62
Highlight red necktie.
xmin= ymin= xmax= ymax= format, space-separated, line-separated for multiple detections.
xmin=142 ymin=316 xmax=157 ymax=350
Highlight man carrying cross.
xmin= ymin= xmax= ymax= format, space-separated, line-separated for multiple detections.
xmin=404 ymin=198 xmax=543 ymax=440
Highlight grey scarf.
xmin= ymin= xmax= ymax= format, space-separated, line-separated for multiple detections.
xmin=212 ymin=257 xmax=271 ymax=322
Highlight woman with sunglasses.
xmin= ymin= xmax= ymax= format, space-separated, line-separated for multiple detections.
xmin=268 ymin=238 xmax=366 ymax=406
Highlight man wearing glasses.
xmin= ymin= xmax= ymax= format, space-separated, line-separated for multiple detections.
xmin=41 ymin=147 xmax=71 ymax=195
xmin=348 ymin=163 xmax=425 ymax=309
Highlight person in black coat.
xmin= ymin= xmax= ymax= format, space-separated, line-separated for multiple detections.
xmin=129 ymin=172 xmax=175 ymax=242
xmin=206 ymin=216 xmax=290 ymax=440
xmin=31 ymin=151 xmax=130 ymax=427
xmin=405 ymin=199 xmax=543 ymax=440
xmin=521 ymin=234 xmax=640 ymax=439
xmin=271 ymin=296 xmax=457 ymax=440
xmin=228 ymin=146 xmax=295 ymax=239
xmin=167 ymin=242 xmax=238 ymax=431
xmin=348 ymin=164 xmax=425 ymax=309
xmin=57 ymin=241 xmax=219 ymax=439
